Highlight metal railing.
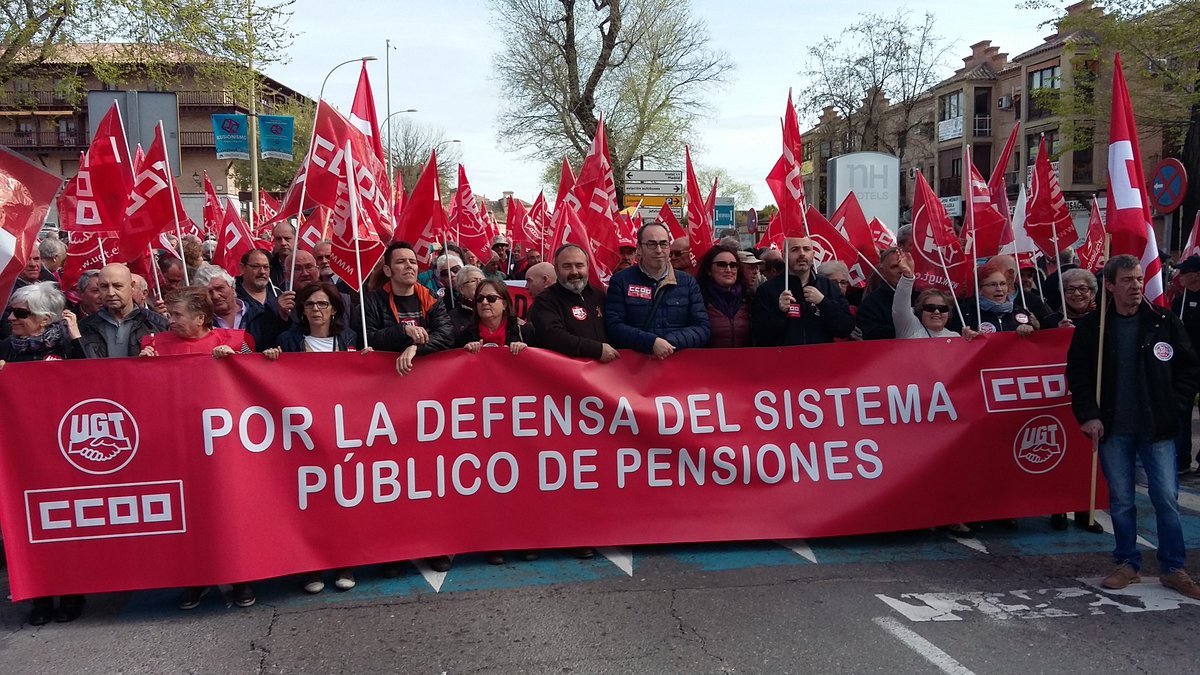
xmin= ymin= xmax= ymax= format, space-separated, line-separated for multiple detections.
xmin=0 ymin=130 xmax=87 ymax=147
xmin=179 ymin=130 xmax=215 ymax=147
xmin=973 ymin=114 xmax=992 ymax=137
xmin=176 ymin=90 xmax=238 ymax=107
xmin=0 ymin=91 xmax=73 ymax=107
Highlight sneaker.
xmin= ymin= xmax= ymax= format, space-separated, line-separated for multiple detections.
xmin=426 ymin=555 xmax=452 ymax=573
xmin=303 ymin=574 xmax=325 ymax=594
xmin=230 ymin=583 xmax=255 ymax=608
xmin=1160 ymin=569 xmax=1200 ymax=600
xmin=334 ymin=569 xmax=356 ymax=591
xmin=1102 ymin=564 xmax=1141 ymax=590
xmin=177 ymin=586 xmax=210 ymax=610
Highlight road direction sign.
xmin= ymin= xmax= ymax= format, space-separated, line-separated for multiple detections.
xmin=637 ymin=207 xmax=682 ymax=222
xmin=623 ymin=195 xmax=680 ymax=208
xmin=626 ymin=169 xmax=682 ymax=182
xmin=1151 ymin=158 xmax=1188 ymax=213
xmin=626 ymin=182 xmax=682 ymax=196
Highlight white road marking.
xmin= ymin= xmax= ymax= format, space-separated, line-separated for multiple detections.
xmin=1090 ymin=510 xmax=1156 ymax=549
xmin=413 ymin=555 xmax=454 ymax=592
xmin=944 ymin=532 xmax=990 ymax=555
xmin=873 ymin=616 xmax=975 ymax=675
xmin=774 ymin=539 xmax=818 ymax=563
xmin=597 ymin=547 xmax=634 ymax=576
xmin=1078 ymin=576 xmax=1200 ymax=611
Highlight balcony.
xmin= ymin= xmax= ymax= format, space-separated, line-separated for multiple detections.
xmin=0 ymin=130 xmax=88 ymax=148
xmin=973 ymin=114 xmax=992 ymax=137
xmin=179 ymin=130 xmax=215 ymax=147
xmin=177 ymin=90 xmax=238 ymax=107
xmin=0 ymin=90 xmax=74 ymax=108
xmin=939 ymin=176 xmax=963 ymax=197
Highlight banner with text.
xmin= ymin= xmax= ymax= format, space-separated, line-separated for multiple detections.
xmin=258 ymin=115 xmax=295 ymax=161
xmin=0 ymin=332 xmax=1097 ymax=600
xmin=211 ymin=114 xmax=250 ymax=160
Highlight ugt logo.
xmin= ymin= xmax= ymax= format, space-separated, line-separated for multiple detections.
xmin=1012 ymin=415 xmax=1066 ymax=475
xmin=57 ymin=399 xmax=139 ymax=475
xmin=221 ymin=118 xmax=241 ymax=134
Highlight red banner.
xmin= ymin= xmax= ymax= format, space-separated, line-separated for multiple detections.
xmin=0 ymin=332 xmax=1098 ymax=600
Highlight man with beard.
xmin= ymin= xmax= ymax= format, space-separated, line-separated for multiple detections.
xmin=615 ymin=241 xmax=637 ymax=273
xmin=530 ymin=244 xmax=618 ymax=362
xmin=237 ymin=249 xmax=278 ymax=310
xmin=751 ymin=236 xmax=854 ymax=346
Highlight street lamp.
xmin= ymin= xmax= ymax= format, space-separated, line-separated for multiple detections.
xmin=382 ymin=108 xmax=418 ymax=178
xmin=290 ymin=55 xmax=377 ymax=286
xmin=435 ymin=139 xmax=462 ymax=154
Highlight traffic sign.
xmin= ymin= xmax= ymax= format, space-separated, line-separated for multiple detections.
xmin=636 ymin=206 xmax=682 ymax=222
xmin=626 ymin=169 xmax=682 ymax=183
xmin=623 ymin=195 xmax=680 ymax=208
xmin=747 ymin=208 xmax=758 ymax=235
xmin=1151 ymin=158 xmax=1188 ymax=213
xmin=626 ymin=182 xmax=682 ymax=196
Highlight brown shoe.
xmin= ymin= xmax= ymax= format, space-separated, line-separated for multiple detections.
xmin=1160 ymin=569 xmax=1200 ymax=600
xmin=1102 ymin=563 xmax=1141 ymax=589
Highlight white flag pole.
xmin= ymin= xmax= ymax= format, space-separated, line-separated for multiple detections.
xmin=344 ymin=138 xmax=370 ymax=350
xmin=965 ymin=144 xmax=982 ymax=323
xmin=159 ymin=121 xmax=189 ymax=287
xmin=147 ymin=244 xmax=162 ymax=300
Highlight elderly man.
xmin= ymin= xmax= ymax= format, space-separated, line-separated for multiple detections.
xmin=38 ymin=236 xmax=66 ymax=281
xmin=760 ymin=248 xmax=785 ymax=282
xmin=615 ymin=242 xmax=637 ymax=273
xmin=269 ymin=221 xmax=295 ymax=288
xmin=669 ymin=237 xmax=695 ymax=275
xmin=751 ymin=236 xmax=854 ymax=346
xmin=1067 ymin=254 xmax=1200 ymax=599
xmin=524 ymin=261 xmax=556 ymax=299
xmin=195 ymin=264 xmax=282 ymax=351
xmin=855 ymin=247 xmax=910 ymax=341
xmin=72 ymin=263 xmax=168 ymax=358
xmin=237 ymin=248 xmax=277 ymax=310
xmin=737 ymin=251 xmax=764 ymax=292
xmin=510 ymin=246 xmax=540 ymax=280
xmin=75 ymin=269 xmax=104 ymax=318
xmin=159 ymin=257 xmax=186 ymax=294
xmin=605 ymin=223 xmax=709 ymax=359
xmin=427 ymin=253 xmax=464 ymax=300
xmin=131 ymin=273 xmax=150 ymax=309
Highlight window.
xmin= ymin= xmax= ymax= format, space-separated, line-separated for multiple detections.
xmin=1029 ymin=65 xmax=1061 ymax=91
xmin=1027 ymin=131 xmax=1061 ymax=166
xmin=939 ymin=91 xmax=963 ymax=121
xmin=1071 ymin=127 xmax=1095 ymax=184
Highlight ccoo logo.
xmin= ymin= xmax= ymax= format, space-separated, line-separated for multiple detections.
xmin=1012 ymin=415 xmax=1066 ymax=474
xmin=57 ymin=399 xmax=139 ymax=475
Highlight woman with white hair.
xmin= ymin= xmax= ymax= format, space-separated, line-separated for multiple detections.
xmin=0 ymin=281 xmax=80 ymax=364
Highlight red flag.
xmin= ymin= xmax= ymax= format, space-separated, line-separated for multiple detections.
xmin=657 ymin=203 xmax=686 ymax=240
xmin=393 ymin=170 xmax=406 ymax=223
xmin=1025 ymin=135 xmax=1079 ymax=258
xmin=326 ymin=137 xmax=385 ymax=292
xmin=685 ymin=146 xmax=714 ymax=258
xmin=0 ymin=146 xmax=63 ymax=307
xmin=1077 ymin=197 xmax=1106 ymax=273
xmin=1107 ymin=53 xmax=1165 ymax=306
xmin=1182 ymin=211 xmax=1200 ymax=260
xmin=556 ymin=157 xmax=578 ymax=212
xmin=829 ymin=192 xmax=877 ymax=262
xmin=987 ymin=121 xmax=1020 ymax=243
xmin=201 ymin=172 xmax=222 ymax=237
xmin=528 ymin=193 xmax=550 ymax=253
xmin=120 ymin=124 xmax=192 ymax=264
xmin=506 ymin=195 xmax=530 ymax=247
xmin=394 ymin=152 xmax=448 ymax=264
xmin=258 ymin=190 xmax=280 ymax=225
xmin=910 ymin=171 xmax=971 ymax=297
xmin=214 ymin=198 xmax=256 ymax=276
xmin=868 ymin=217 xmax=897 ymax=251
xmin=547 ymin=199 xmax=605 ymax=289
xmin=570 ymin=117 xmax=620 ymax=282
xmin=804 ymin=206 xmax=870 ymax=287
xmin=756 ymin=214 xmax=783 ymax=250
xmin=765 ymin=91 xmax=807 ymax=238
xmin=963 ymin=145 xmax=1009 ymax=258
xmin=450 ymin=164 xmax=498 ymax=264
xmin=350 ymin=62 xmax=386 ymax=166
xmin=81 ymin=102 xmax=134 ymax=233
xmin=615 ymin=208 xmax=638 ymax=250
xmin=62 ymin=231 xmax=121 ymax=292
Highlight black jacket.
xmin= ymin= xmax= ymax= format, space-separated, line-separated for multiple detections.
xmin=529 ymin=283 xmax=608 ymax=359
xmin=71 ymin=308 xmax=168 ymax=359
xmin=355 ymin=286 xmax=454 ymax=354
xmin=750 ymin=273 xmax=854 ymax=346
xmin=224 ymin=299 xmax=286 ymax=351
xmin=1171 ymin=290 xmax=1200 ymax=356
xmin=277 ymin=326 xmax=358 ymax=352
xmin=857 ymin=285 xmax=915 ymax=341
xmin=1067 ymin=301 xmax=1200 ymax=441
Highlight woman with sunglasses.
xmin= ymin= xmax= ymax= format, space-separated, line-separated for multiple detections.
xmin=892 ymin=254 xmax=978 ymax=340
xmin=0 ymin=282 xmax=87 ymax=625
xmin=698 ymin=245 xmax=754 ymax=347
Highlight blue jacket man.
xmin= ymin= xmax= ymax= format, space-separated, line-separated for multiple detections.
xmin=605 ymin=223 xmax=709 ymax=358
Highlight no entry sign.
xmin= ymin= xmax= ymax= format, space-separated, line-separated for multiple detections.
xmin=1150 ymin=158 xmax=1187 ymax=213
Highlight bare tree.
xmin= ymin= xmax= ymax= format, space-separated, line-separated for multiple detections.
xmin=491 ymin=0 xmax=732 ymax=199
xmin=383 ymin=117 xmax=461 ymax=198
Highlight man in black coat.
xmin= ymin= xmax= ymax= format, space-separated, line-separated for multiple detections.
xmin=529 ymin=244 xmax=619 ymax=362
xmin=751 ymin=236 xmax=854 ymax=346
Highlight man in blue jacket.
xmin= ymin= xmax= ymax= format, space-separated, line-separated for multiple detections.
xmin=605 ymin=223 xmax=709 ymax=358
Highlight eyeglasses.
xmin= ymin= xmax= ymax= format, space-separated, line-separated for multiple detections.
xmin=712 ymin=261 xmax=739 ymax=270
xmin=438 ymin=266 xmax=462 ymax=277
xmin=244 ymin=264 xmax=270 ymax=271
xmin=303 ymin=300 xmax=331 ymax=310
xmin=476 ymin=294 xmax=503 ymax=304
xmin=9 ymin=307 xmax=32 ymax=319
xmin=981 ymin=281 xmax=1008 ymax=289
xmin=1064 ymin=286 xmax=1093 ymax=295
xmin=669 ymin=250 xmax=690 ymax=258
xmin=640 ymin=240 xmax=670 ymax=249
xmin=921 ymin=304 xmax=951 ymax=314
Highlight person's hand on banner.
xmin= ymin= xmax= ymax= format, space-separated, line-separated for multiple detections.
xmin=395 ymin=345 xmax=418 ymax=375
xmin=652 ymin=337 xmax=675 ymax=360
xmin=961 ymin=327 xmax=980 ymax=341
xmin=212 ymin=345 xmax=236 ymax=359
xmin=510 ymin=342 xmax=527 ymax=355
xmin=600 ymin=344 xmax=620 ymax=363
xmin=139 ymin=346 xmax=159 ymax=357
xmin=464 ymin=341 xmax=482 ymax=354
xmin=263 ymin=347 xmax=282 ymax=361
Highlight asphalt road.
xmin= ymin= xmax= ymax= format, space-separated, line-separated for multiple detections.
xmin=3 ymin=477 xmax=1200 ymax=674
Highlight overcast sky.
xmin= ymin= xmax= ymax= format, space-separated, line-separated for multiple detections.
xmin=266 ymin=0 xmax=1068 ymax=207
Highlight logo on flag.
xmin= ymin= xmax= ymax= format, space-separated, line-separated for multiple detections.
xmin=57 ymin=399 xmax=139 ymax=475
xmin=1012 ymin=415 xmax=1066 ymax=475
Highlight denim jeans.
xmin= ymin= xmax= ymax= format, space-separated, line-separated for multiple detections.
xmin=1099 ymin=433 xmax=1186 ymax=572
xmin=1175 ymin=398 xmax=1195 ymax=471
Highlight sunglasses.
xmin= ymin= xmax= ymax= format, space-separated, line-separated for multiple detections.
xmin=476 ymin=294 xmax=503 ymax=304
xmin=921 ymin=304 xmax=951 ymax=314
xmin=9 ymin=307 xmax=33 ymax=319
xmin=438 ymin=266 xmax=462 ymax=277
xmin=712 ymin=261 xmax=739 ymax=270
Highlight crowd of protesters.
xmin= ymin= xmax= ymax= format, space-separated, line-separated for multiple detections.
xmin=5 ymin=216 xmax=1200 ymax=624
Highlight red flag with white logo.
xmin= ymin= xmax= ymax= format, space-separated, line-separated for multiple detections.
xmin=326 ymin=137 xmax=385 ymax=292
xmin=547 ymin=198 xmax=605 ymax=289
xmin=910 ymin=171 xmax=971 ymax=297
xmin=80 ymin=102 xmax=134 ymax=233
xmin=394 ymin=152 xmax=448 ymax=264
xmin=214 ymin=197 xmax=256 ymax=276
xmin=685 ymin=146 xmax=714 ymax=259
xmin=805 ymin=206 xmax=870 ymax=288
xmin=450 ymin=164 xmax=498 ymax=264
xmin=0 ymin=146 xmax=63 ymax=308
xmin=756 ymin=214 xmax=783 ymax=250
xmin=829 ymin=192 xmax=877 ymax=262
xmin=528 ymin=192 xmax=550 ymax=253
xmin=765 ymin=91 xmax=808 ymax=238
xmin=657 ymin=203 xmax=686 ymax=240
xmin=868 ymin=217 xmax=896 ymax=251
xmin=202 ymin=172 xmax=222 ymax=237
xmin=556 ymin=156 xmax=578 ymax=212
xmin=1025 ymin=135 xmax=1079 ymax=258
xmin=349 ymin=62 xmax=386 ymax=166
xmin=120 ymin=124 xmax=193 ymax=264
xmin=1107 ymin=53 xmax=1165 ymax=306
xmin=963 ymin=145 xmax=1009 ymax=258
xmin=988 ymin=121 xmax=1020 ymax=243
xmin=1077 ymin=197 xmax=1106 ymax=273
xmin=570 ymin=117 xmax=620 ymax=283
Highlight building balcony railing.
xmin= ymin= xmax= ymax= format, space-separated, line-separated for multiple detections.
xmin=179 ymin=130 xmax=215 ymax=147
xmin=0 ymin=130 xmax=88 ymax=148
xmin=177 ymin=90 xmax=238 ymax=107
xmin=0 ymin=90 xmax=74 ymax=108
xmin=973 ymin=114 xmax=991 ymax=137
xmin=939 ymin=176 xmax=963 ymax=197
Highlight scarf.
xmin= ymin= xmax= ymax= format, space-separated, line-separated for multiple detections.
xmin=478 ymin=320 xmax=508 ymax=346
xmin=701 ymin=278 xmax=744 ymax=320
xmin=979 ymin=295 xmax=1013 ymax=315
xmin=8 ymin=322 xmax=65 ymax=355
